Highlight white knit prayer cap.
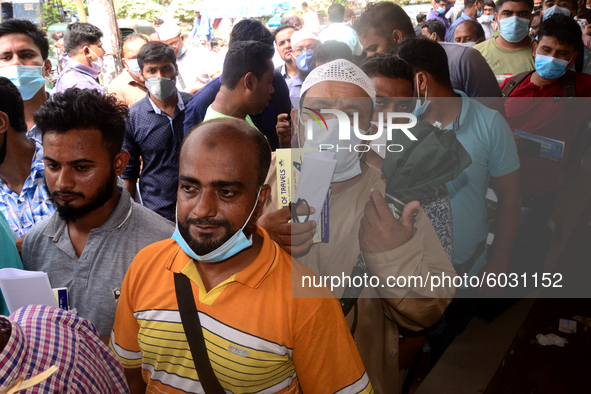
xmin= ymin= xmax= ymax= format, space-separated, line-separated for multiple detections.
xmin=157 ymin=23 xmax=182 ymax=41
xmin=290 ymin=29 xmax=321 ymax=49
xmin=301 ymin=59 xmax=376 ymax=103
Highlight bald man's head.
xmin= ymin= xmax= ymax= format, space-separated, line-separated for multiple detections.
xmin=182 ymin=118 xmax=272 ymax=188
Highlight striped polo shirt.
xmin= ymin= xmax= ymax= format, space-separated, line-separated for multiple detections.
xmin=111 ymin=227 xmax=372 ymax=394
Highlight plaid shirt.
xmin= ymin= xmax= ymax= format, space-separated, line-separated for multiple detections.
xmin=0 ymin=139 xmax=55 ymax=239
xmin=0 ymin=305 xmax=129 ymax=393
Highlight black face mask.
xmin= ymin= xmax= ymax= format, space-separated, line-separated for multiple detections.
xmin=0 ymin=132 xmax=7 ymax=166
xmin=533 ymin=5 xmax=542 ymax=12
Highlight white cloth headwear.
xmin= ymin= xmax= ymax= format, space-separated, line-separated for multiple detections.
xmin=290 ymin=29 xmax=321 ymax=49
xmin=301 ymin=59 xmax=376 ymax=102
xmin=157 ymin=23 xmax=181 ymax=41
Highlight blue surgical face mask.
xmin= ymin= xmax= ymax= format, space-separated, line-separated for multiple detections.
xmin=535 ymin=53 xmax=570 ymax=80
xmin=0 ymin=65 xmax=46 ymax=100
xmin=172 ymin=188 xmax=262 ymax=263
xmin=295 ymin=50 xmax=315 ymax=73
xmin=437 ymin=7 xmax=446 ymax=14
xmin=125 ymin=58 xmax=141 ymax=77
xmin=543 ymin=5 xmax=571 ymax=21
xmin=499 ymin=16 xmax=531 ymax=43
xmin=460 ymin=41 xmax=477 ymax=47
xmin=178 ymin=45 xmax=187 ymax=58
xmin=411 ymin=75 xmax=430 ymax=118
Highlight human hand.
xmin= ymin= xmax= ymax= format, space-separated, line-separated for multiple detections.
xmin=513 ymin=133 xmax=525 ymax=150
xmin=359 ymin=188 xmax=419 ymax=253
xmin=257 ymin=206 xmax=317 ymax=256
xmin=276 ymin=113 xmax=292 ymax=148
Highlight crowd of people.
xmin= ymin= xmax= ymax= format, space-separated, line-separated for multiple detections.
xmin=0 ymin=0 xmax=590 ymax=392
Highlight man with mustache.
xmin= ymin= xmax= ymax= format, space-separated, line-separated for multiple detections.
xmin=21 ymin=88 xmax=174 ymax=343
xmin=111 ymin=117 xmax=372 ymax=394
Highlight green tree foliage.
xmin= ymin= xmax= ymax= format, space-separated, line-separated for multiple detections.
xmin=167 ymin=0 xmax=203 ymax=23
xmin=42 ymin=2 xmax=63 ymax=31
xmin=114 ymin=0 xmax=167 ymax=23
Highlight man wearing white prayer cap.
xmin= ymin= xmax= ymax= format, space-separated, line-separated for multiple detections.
xmin=157 ymin=22 xmax=217 ymax=93
xmin=287 ymin=29 xmax=321 ymax=98
xmin=258 ymin=59 xmax=456 ymax=393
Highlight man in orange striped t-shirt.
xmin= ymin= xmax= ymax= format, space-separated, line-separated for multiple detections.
xmin=111 ymin=117 xmax=372 ymax=394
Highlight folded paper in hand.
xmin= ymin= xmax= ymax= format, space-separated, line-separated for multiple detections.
xmin=294 ymin=150 xmax=337 ymax=223
xmin=0 ymin=268 xmax=58 ymax=314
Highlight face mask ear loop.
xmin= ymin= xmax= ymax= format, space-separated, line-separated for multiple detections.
xmin=241 ymin=187 xmax=262 ymax=232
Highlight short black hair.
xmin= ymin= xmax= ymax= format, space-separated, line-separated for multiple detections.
xmin=360 ymin=53 xmax=414 ymax=86
xmin=281 ymin=13 xmax=302 ymax=27
xmin=154 ymin=18 xmax=164 ymax=25
xmin=328 ymin=4 xmax=346 ymax=23
xmin=0 ymin=77 xmax=27 ymax=133
xmin=423 ymin=19 xmax=446 ymax=40
xmin=355 ymin=2 xmax=415 ymax=41
xmin=221 ymin=40 xmax=274 ymax=90
xmin=483 ymin=0 xmax=496 ymax=9
xmin=64 ymin=22 xmax=103 ymax=56
xmin=137 ymin=41 xmax=177 ymax=72
xmin=121 ymin=33 xmax=148 ymax=58
xmin=184 ymin=118 xmax=272 ymax=188
xmin=313 ymin=40 xmax=353 ymax=65
xmin=390 ymin=36 xmax=452 ymax=89
xmin=302 ymin=2 xmax=308 ymax=6
xmin=464 ymin=0 xmax=478 ymax=7
xmin=0 ymin=19 xmax=49 ymax=60
xmin=274 ymin=24 xmax=297 ymax=43
xmin=229 ymin=19 xmax=274 ymax=47
xmin=456 ymin=19 xmax=485 ymax=41
xmin=210 ymin=38 xmax=221 ymax=48
xmin=538 ymin=14 xmax=582 ymax=50
xmin=416 ymin=14 xmax=426 ymax=23
xmin=497 ymin=0 xmax=534 ymax=12
xmin=34 ymin=88 xmax=129 ymax=159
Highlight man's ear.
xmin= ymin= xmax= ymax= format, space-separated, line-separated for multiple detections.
xmin=258 ymin=184 xmax=271 ymax=207
xmin=113 ymin=150 xmax=130 ymax=176
xmin=43 ymin=58 xmax=52 ymax=78
xmin=568 ymin=51 xmax=579 ymax=68
xmin=0 ymin=112 xmax=9 ymax=135
xmin=415 ymin=71 xmax=428 ymax=94
xmin=244 ymin=71 xmax=255 ymax=90
xmin=390 ymin=30 xmax=405 ymax=47
xmin=532 ymin=41 xmax=538 ymax=58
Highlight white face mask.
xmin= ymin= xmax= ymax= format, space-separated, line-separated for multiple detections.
xmin=88 ymin=48 xmax=103 ymax=71
xmin=124 ymin=58 xmax=141 ymax=77
xmin=302 ymin=117 xmax=368 ymax=182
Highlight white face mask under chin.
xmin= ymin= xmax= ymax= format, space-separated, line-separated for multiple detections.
xmin=301 ymin=117 xmax=367 ymax=182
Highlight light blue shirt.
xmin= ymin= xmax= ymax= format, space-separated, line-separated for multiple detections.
xmin=446 ymin=12 xmax=473 ymax=42
xmin=445 ymin=91 xmax=520 ymax=276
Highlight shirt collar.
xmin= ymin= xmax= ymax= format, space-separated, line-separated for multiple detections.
xmin=168 ymin=226 xmax=279 ymax=289
xmin=124 ymin=69 xmax=147 ymax=89
xmin=43 ymin=185 xmax=133 ymax=240
xmin=66 ymin=59 xmax=100 ymax=79
xmin=445 ymin=90 xmax=470 ymax=131
xmin=147 ymin=90 xmax=185 ymax=114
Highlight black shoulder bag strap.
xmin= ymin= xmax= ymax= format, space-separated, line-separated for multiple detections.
xmin=173 ymin=272 xmax=226 ymax=394
xmin=501 ymin=71 xmax=534 ymax=97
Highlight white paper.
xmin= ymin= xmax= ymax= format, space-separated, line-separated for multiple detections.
xmin=295 ymin=151 xmax=337 ymax=222
xmin=0 ymin=268 xmax=58 ymax=314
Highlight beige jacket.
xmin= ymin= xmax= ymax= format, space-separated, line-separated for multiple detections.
xmin=263 ymin=154 xmax=456 ymax=393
